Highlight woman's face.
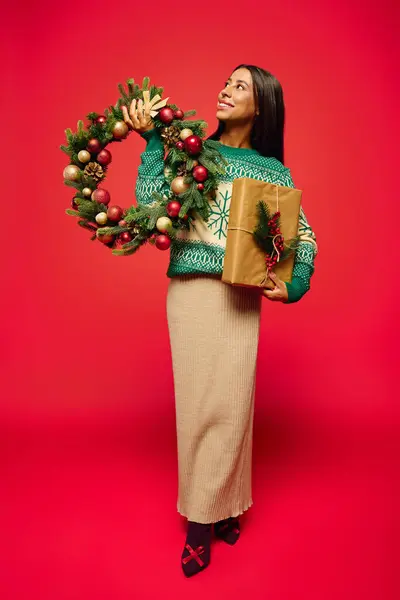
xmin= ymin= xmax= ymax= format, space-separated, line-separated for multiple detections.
xmin=216 ymin=68 xmax=258 ymax=124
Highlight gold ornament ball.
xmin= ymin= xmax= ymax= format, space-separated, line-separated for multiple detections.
xmin=156 ymin=216 xmax=173 ymax=233
xmin=82 ymin=187 xmax=92 ymax=197
xmin=179 ymin=128 xmax=193 ymax=141
xmin=78 ymin=150 xmax=91 ymax=163
xmin=171 ymin=176 xmax=190 ymax=195
xmin=95 ymin=212 xmax=108 ymax=225
xmin=63 ymin=164 xmax=81 ymax=181
xmin=112 ymin=121 xmax=129 ymax=139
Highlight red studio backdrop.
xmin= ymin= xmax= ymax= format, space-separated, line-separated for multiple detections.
xmin=1 ymin=1 xmax=397 ymax=599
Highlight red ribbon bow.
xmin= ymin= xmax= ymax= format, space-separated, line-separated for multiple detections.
xmin=182 ymin=544 xmax=205 ymax=566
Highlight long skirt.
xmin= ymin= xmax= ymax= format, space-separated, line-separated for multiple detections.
xmin=166 ymin=273 xmax=262 ymax=524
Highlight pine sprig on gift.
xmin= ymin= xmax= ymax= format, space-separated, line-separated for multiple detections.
xmin=253 ymin=201 xmax=274 ymax=254
xmin=253 ymin=200 xmax=301 ymax=262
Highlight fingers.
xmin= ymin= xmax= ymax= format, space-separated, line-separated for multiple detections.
xmin=262 ymin=271 xmax=288 ymax=302
xmin=121 ymin=104 xmax=134 ymax=129
xmin=130 ymin=98 xmax=142 ymax=128
xmin=263 ymin=288 xmax=282 ymax=301
xmin=121 ymin=98 xmax=148 ymax=132
xmin=136 ymin=97 xmax=154 ymax=129
xmin=263 ymin=272 xmax=281 ymax=301
xmin=122 ymin=93 xmax=171 ymax=131
xmin=268 ymin=271 xmax=286 ymax=291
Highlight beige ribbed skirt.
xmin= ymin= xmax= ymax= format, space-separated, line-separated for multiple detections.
xmin=166 ymin=273 xmax=262 ymax=524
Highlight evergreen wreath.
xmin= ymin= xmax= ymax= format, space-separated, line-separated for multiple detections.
xmin=61 ymin=76 xmax=229 ymax=256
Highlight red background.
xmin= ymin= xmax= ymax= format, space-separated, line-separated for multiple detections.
xmin=2 ymin=0 xmax=397 ymax=598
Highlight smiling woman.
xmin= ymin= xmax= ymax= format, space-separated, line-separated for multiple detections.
xmin=167 ymin=65 xmax=317 ymax=303
xmin=134 ymin=64 xmax=318 ymax=577
xmin=215 ymin=72 xmax=261 ymax=146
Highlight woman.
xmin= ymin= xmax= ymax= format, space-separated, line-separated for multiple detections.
xmin=122 ymin=64 xmax=318 ymax=578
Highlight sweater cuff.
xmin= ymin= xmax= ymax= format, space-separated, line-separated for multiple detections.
xmin=284 ymin=277 xmax=308 ymax=303
xmin=140 ymin=127 xmax=164 ymax=152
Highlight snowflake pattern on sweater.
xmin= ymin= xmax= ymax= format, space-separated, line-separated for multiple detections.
xmin=209 ymin=188 xmax=230 ymax=240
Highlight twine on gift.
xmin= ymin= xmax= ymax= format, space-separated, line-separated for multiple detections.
xmin=228 ymin=185 xmax=283 ymax=287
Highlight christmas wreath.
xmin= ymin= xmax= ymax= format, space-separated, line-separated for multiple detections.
xmin=61 ymin=76 xmax=229 ymax=255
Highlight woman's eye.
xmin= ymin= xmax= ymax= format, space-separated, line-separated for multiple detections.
xmin=224 ymin=82 xmax=244 ymax=90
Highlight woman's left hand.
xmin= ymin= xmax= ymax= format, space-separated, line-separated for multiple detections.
xmin=262 ymin=271 xmax=288 ymax=302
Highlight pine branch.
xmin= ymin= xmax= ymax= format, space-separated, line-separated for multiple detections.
xmin=118 ymin=82 xmax=130 ymax=105
xmin=97 ymin=225 xmax=125 ymax=236
xmin=60 ymin=144 xmax=72 ymax=156
xmin=65 ymin=128 xmax=74 ymax=143
xmin=112 ymin=233 xmax=148 ymax=256
xmin=64 ymin=179 xmax=82 ymax=190
xmin=148 ymin=204 xmax=168 ymax=230
xmin=77 ymin=220 xmax=98 ymax=235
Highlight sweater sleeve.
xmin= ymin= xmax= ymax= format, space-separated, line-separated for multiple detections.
xmin=135 ymin=128 xmax=171 ymax=207
xmin=280 ymin=169 xmax=318 ymax=303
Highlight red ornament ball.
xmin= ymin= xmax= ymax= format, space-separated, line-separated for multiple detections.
xmin=87 ymin=138 xmax=102 ymax=154
xmin=98 ymin=233 xmax=114 ymax=245
xmin=192 ymin=165 xmax=208 ymax=182
xmin=184 ymin=135 xmax=203 ymax=156
xmin=155 ymin=234 xmax=171 ymax=250
xmin=91 ymin=188 xmax=110 ymax=205
xmin=158 ymin=107 xmax=175 ymax=124
xmin=120 ymin=232 xmax=133 ymax=243
xmin=166 ymin=200 xmax=181 ymax=218
xmin=71 ymin=199 xmax=80 ymax=211
xmin=97 ymin=149 xmax=112 ymax=166
xmin=197 ymin=183 xmax=204 ymax=191
xmin=95 ymin=115 xmax=107 ymax=125
xmin=107 ymin=205 xmax=123 ymax=222
xmin=174 ymin=109 xmax=184 ymax=119
xmin=175 ymin=141 xmax=185 ymax=150
xmin=118 ymin=219 xmax=128 ymax=227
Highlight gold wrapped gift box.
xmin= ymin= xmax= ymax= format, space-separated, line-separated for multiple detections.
xmin=222 ymin=177 xmax=302 ymax=291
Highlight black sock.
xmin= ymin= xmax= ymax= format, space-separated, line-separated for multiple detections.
xmin=181 ymin=520 xmax=212 ymax=577
xmin=214 ymin=516 xmax=240 ymax=545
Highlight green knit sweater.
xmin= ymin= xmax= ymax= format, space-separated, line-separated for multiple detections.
xmin=136 ymin=128 xmax=318 ymax=303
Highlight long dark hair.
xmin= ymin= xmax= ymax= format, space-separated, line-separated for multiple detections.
xmin=207 ymin=64 xmax=286 ymax=164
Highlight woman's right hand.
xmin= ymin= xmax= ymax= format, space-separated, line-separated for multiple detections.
xmin=121 ymin=90 xmax=169 ymax=135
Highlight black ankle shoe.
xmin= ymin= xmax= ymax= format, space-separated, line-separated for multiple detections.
xmin=181 ymin=521 xmax=212 ymax=577
xmin=214 ymin=517 xmax=240 ymax=545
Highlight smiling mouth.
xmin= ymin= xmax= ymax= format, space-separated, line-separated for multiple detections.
xmin=217 ymin=102 xmax=234 ymax=109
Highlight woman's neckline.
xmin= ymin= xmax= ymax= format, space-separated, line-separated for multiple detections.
xmin=214 ymin=140 xmax=258 ymax=154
